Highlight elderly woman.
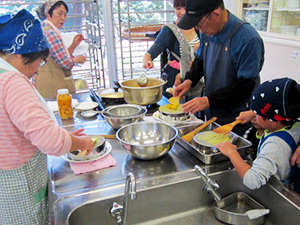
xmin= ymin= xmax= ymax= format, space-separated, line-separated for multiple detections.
xmin=0 ymin=9 xmax=93 ymax=224
xmin=35 ymin=0 xmax=86 ymax=98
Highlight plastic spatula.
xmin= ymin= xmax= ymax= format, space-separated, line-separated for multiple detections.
xmin=212 ymin=120 xmax=242 ymax=134
xmin=245 ymin=209 xmax=270 ymax=220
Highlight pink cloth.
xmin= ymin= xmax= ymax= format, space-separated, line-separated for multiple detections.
xmin=70 ymin=154 xmax=117 ymax=175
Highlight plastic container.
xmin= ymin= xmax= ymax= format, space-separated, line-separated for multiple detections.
xmin=57 ymin=89 xmax=73 ymax=119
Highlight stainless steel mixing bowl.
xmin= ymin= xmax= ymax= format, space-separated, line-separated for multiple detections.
xmin=116 ymin=122 xmax=178 ymax=160
xmin=105 ymin=104 xmax=141 ymax=117
xmin=102 ymin=105 xmax=147 ymax=129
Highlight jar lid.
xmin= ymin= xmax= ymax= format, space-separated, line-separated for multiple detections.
xmin=57 ymin=89 xmax=69 ymax=95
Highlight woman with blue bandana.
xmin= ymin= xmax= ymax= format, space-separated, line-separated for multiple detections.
xmin=0 ymin=9 xmax=94 ymax=224
xmin=35 ymin=0 xmax=86 ymax=98
xmin=216 ymin=78 xmax=300 ymax=193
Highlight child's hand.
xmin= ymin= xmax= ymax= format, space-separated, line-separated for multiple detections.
xmin=216 ymin=142 xmax=237 ymax=158
xmin=236 ymin=110 xmax=256 ymax=124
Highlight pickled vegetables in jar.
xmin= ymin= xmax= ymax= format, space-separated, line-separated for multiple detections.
xmin=57 ymin=89 xmax=73 ymax=119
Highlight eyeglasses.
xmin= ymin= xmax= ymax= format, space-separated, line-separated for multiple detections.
xmin=196 ymin=13 xmax=212 ymax=29
xmin=39 ymin=57 xmax=47 ymax=67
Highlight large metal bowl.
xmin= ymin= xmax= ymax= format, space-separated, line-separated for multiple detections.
xmin=116 ymin=122 xmax=178 ymax=160
xmin=120 ymin=78 xmax=167 ymax=105
xmin=102 ymin=105 xmax=147 ymax=129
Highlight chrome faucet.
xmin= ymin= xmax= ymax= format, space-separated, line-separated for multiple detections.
xmin=110 ymin=172 xmax=136 ymax=225
xmin=194 ymin=165 xmax=222 ymax=202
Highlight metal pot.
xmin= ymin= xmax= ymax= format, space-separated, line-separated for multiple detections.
xmin=119 ymin=78 xmax=167 ymax=105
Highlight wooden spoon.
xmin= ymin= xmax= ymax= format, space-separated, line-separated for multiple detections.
xmin=212 ymin=120 xmax=242 ymax=134
xmin=101 ymin=134 xmax=117 ymax=139
xmin=181 ymin=117 xmax=217 ymax=143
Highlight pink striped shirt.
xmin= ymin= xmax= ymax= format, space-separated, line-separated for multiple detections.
xmin=0 ymin=70 xmax=71 ymax=170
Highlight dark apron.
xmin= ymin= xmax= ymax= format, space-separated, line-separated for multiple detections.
xmin=202 ymin=21 xmax=251 ymax=136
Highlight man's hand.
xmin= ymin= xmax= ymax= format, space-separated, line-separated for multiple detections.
xmin=182 ymin=96 xmax=209 ymax=114
xmin=173 ymin=80 xmax=192 ymax=98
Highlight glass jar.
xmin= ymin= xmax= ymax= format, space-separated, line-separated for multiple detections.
xmin=57 ymin=89 xmax=73 ymax=119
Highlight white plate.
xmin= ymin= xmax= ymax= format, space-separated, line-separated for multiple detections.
xmin=153 ymin=111 xmax=194 ymax=123
xmin=74 ymin=102 xmax=98 ymax=111
xmin=61 ymin=142 xmax=112 ymax=163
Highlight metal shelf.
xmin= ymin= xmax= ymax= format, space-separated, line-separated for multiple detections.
xmin=114 ymin=0 xmax=174 ymax=80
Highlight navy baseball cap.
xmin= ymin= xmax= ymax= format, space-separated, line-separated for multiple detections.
xmin=177 ymin=0 xmax=223 ymax=30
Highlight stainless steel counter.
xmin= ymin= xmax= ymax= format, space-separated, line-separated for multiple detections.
xmin=48 ymin=92 xmax=300 ymax=225
xmin=47 ymin=92 xmax=215 ymax=223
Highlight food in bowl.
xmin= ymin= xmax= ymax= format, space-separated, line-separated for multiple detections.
xmin=67 ymin=136 xmax=105 ymax=160
xmin=159 ymin=104 xmax=184 ymax=114
xmin=194 ymin=131 xmax=231 ymax=147
xmin=168 ymin=96 xmax=180 ymax=109
xmin=158 ymin=104 xmax=189 ymax=122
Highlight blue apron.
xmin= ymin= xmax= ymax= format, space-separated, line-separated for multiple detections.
xmin=202 ymin=21 xmax=251 ymax=135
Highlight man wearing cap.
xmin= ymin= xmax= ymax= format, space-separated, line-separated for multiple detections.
xmin=174 ymin=0 xmax=265 ymax=135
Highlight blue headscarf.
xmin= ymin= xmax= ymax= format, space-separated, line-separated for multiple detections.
xmin=0 ymin=9 xmax=49 ymax=54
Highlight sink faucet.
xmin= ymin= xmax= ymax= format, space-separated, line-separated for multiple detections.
xmin=110 ymin=172 xmax=136 ymax=225
xmin=194 ymin=165 xmax=222 ymax=202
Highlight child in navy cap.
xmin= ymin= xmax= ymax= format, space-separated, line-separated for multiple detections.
xmin=216 ymin=78 xmax=300 ymax=192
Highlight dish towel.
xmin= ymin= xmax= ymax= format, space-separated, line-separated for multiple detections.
xmin=70 ymin=154 xmax=117 ymax=175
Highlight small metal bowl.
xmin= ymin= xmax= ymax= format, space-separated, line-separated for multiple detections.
xmin=106 ymin=104 xmax=142 ymax=117
xmin=102 ymin=105 xmax=147 ymax=129
xmin=116 ymin=122 xmax=178 ymax=160
xmin=67 ymin=136 xmax=106 ymax=161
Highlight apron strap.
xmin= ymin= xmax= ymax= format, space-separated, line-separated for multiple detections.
xmin=258 ymin=130 xmax=297 ymax=185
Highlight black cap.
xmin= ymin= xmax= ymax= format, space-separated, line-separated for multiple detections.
xmin=177 ymin=0 xmax=223 ymax=30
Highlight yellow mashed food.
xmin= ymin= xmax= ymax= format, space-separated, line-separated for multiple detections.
xmin=159 ymin=104 xmax=184 ymax=114
xmin=195 ymin=131 xmax=231 ymax=146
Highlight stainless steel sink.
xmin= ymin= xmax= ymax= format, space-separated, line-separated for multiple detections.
xmin=53 ymin=168 xmax=300 ymax=225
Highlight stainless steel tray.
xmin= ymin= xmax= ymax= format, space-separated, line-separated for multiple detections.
xmin=214 ymin=192 xmax=268 ymax=225
xmin=176 ymin=123 xmax=252 ymax=164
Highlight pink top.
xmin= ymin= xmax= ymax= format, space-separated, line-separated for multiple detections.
xmin=0 ymin=70 xmax=71 ymax=170
xmin=169 ymin=60 xmax=180 ymax=70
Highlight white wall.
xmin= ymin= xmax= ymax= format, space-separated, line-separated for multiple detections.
xmin=260 ymin=37 xmax=300 ymax=83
